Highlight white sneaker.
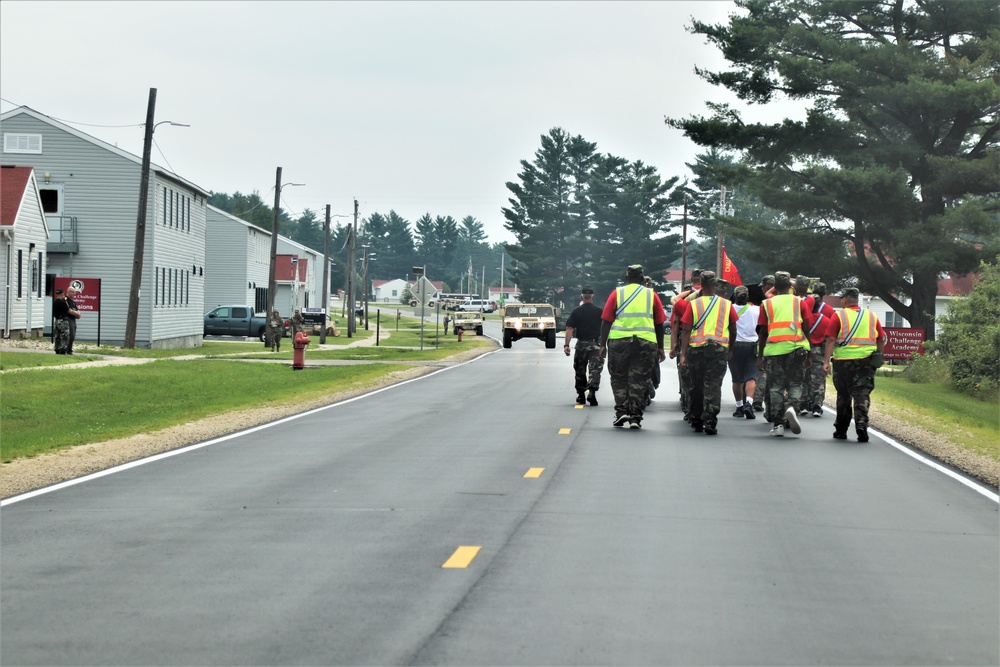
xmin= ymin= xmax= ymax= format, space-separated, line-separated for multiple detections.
xmin=784 ymin=407 xmax=802 ymax=434
xmin=769 ymin=424 xmax=785 ymax=437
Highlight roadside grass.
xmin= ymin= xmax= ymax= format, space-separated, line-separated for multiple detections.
xmin=67 ymin=341 xmax=284 ymax=358
xmin=0 ymin=351 xmax=104 ymax=370
xmin=864 ymin=374 xmax=999 ymax=461
xmin=240 ymin=337 xmax=494 ymax=362
xmin=0 ymin=360 xmax=407 ymax=462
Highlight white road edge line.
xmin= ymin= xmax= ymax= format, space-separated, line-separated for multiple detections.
xmin=1 ymin=348 xmax=503 ymax=507
xmin=822 ymin=406 xmax=998 ymax=503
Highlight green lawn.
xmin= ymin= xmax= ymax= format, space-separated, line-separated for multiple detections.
xmin=0 ymin=351 xmax=102 ymax=370
xmin=0 ymin=360 xmax=408 ymax=461
xmin=870 ymin=374 xmax=1000 ymax=461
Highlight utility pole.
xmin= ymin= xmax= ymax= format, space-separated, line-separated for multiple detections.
xmin=124 ymin=87 xmax=157 ymax=349
xmin=681 ymin=192 xmax=688 ymax=292
xmin=715 ymin=185 xmax=727 ymax=276
xmin=347 ymin=198 xmax=358 ymax=337
xmin=321 ymin=204 xmax=331 ymax=344
xmin=265 ymin=167 xmax=282 ymax=348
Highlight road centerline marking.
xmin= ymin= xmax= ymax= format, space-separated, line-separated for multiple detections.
xmin=442 ymin=546 xmax=481 ymax=569
xmin=558 ymin=428 xmax=571 ymax=435
xmin=524 ymin=468 xmax=544 ymax=478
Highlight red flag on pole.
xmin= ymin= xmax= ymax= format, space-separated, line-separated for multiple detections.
xmin=722 ymin=248 xmax=743 ymax=286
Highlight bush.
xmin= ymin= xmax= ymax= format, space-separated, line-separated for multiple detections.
xmin=934 ymin=257 xmax=1000 ymax=396
xmin=899 ymin=346 xmax=950 ymax=384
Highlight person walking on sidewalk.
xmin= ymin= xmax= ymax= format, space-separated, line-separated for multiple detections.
xmin=564 ymin=286 xmax=605 ymax=406
xmin=756 ymin=271 xmax=811 ymax=437
xmin=822 ymin=287 xmax=886 ymax=443
xmin=598 ymin=265 xmax=667 ymax=429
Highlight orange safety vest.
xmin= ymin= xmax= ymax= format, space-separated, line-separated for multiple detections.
xmin=763 ymin=294 xmax=808 ymax=356
xmin=689 ymin=295 xmax=732 ymax=347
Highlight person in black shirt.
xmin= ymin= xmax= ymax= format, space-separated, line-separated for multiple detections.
xmin=52 ymin=289 xmax=71 ymax=354
xmin=563 ymin=286 xmax=605 ymax=405
xmin=65 ymin=287 xmax=82 ymax=354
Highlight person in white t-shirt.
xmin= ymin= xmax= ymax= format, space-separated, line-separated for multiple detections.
xmin=728 ymin=285 xmax=760 ymax=419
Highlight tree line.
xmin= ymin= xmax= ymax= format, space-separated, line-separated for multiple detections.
xmin=206 ymin=192 xmax=506 ymax=298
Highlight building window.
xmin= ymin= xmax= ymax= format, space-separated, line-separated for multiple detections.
xmin=39 ymin=188 xmax=60 ymax=214
xmin=163 ymin=187 xmax=168 ymax=226
xmin=885 ymin=310 xmax=905 ymax=327
xmin=17 ymin=249 xmax=22 ymax=298
xmin=3 ymin=133 xmax=42 ymax=154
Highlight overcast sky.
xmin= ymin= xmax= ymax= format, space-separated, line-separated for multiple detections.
xmin=1 ymin=1 xmax=765 ymax=245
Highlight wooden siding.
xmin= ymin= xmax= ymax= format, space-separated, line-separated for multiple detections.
xmin=1 ymin=112 xmax=207 ymax=347
xmin=0 ymin=169 xmax=49 ymax=335
xmin=205 ymin=205 xmax=271 ymax=311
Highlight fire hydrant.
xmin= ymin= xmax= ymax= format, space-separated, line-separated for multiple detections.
xmin=292 ymin=331 xmax=310 ymax=370
xmin=456 ymin=328 xmax=463 ymax=342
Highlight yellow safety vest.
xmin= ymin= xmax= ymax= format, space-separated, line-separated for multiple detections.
xmin=689 ymin=295 xmax=732 ymax=347
xmin=763 ymin=294 xmax=809 ymax=356
xmin=833 ymin=308 xmax=878 ymax=360
xmin=608 ymin=284 xmax=656 ymax=343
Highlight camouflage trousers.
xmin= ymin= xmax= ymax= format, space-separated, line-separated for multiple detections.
xmin=607 ymin=336 xmax=659 ymax=422
xmin=53 ymin=319 xmax=70 ymax=354
xmin=686 ymin=343 xmax=729 ymax=429
xmin=832 ymin=357 xmax=876 ymax=432
xmin=677 ymin=349 xmax=692 ymax=415
xmin=763 ymin=348 xmax=808 ymax=424
xmin=753 ymin=365 xmax=767 ymax=409
xmin=268 ymin=326 xmax=283 ymax=351
xmin=573 ymin=341 xmax=604 ymax=395
xmin=799 ymin=343 xmax=828 ymax=411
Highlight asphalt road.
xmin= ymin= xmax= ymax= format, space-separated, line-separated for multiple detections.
xmin=2 ymin=337 xmax=998 ymax=666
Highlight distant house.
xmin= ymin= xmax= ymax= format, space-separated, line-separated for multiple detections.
xmin=372 ymin=278 xmax=408 ymax=303
xmin=276 ymin=236 xmax=327 ymax=314
xmin=488 ymin=285 xmax=520 ymax=303
xmin=1 ymin=106 xmax=210 ymax=348
xmin=0 ymin=165 xmax=49 ymax=338
xmin=205 ymin=205 xmax=271 ymax=311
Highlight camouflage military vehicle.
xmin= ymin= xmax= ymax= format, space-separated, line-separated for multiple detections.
xmin=500 ymin=303 xmax=557 ymax=349
xmin=451 ymin=310 xmax=485 ymax=336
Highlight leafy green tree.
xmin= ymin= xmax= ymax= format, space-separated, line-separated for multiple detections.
xmin=503 ymin=128 xmax=598 ymax=303
xmin=667 ymin=0 xmax=1000 ymax=340
xmin=361 ymin=210 xmax=416 ymax=284
xmin=934 ymin=257 xmax=1000 ymax=395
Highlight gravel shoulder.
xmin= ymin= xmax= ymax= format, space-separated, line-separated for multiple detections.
xmin=2 ymin=347 xmax=997 ymax=499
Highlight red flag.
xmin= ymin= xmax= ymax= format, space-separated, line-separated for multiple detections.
xmin=722 ymin=248 xmax=743 ymax=286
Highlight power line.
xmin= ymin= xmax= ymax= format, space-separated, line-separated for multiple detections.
xmin=1 ymin=96 xmax=144 ymax=129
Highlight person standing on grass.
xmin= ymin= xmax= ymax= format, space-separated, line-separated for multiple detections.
xmin=65 ymin=287 xmax=82 ymax=355
xmin=822 ymin=287 xmax=886 ymax=443
xmin=564 ymin=286 xmax=605 ymax=406
xmin=52 ymin=289 xmax=71 ymax=354
xmin=267 ymin=310 xmax=284 ymax=352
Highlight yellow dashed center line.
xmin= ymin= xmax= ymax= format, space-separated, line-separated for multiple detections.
xmin=574 ymin=404 xmax=584 ymax=409
xmin=558 ymin=428 xmax=572 ymax=435
xmin=524 ymin=467 xmax=544 ymax=478
xmin=442 ymin=546 xmax=481 ymax=569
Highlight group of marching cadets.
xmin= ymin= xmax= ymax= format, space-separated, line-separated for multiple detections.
xmin=671 ymin=269 xmax=886 ymax=442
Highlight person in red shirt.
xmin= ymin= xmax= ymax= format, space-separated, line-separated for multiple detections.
xmin=598 ymin=265 xmax=667 ymax=429
xmin=799 ymin=282 xmax=836 ymax=417
xmin=679 ymin=271 xmax=740 ymax=435
xmin=669 ymin=293 xmax=692 ymax=420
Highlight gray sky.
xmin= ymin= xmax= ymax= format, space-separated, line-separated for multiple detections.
xmin=1 ymin=1 xmax=762 ymax=245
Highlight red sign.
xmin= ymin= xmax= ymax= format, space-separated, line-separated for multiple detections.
xmin=883 ymin=327 xmax=924 ymax=360
xmin=55 ymin=277 xmax=102 ymax=312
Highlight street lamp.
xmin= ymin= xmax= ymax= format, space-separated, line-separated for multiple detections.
xmin=413 ymin=265 xmax=426 ymax=351
xmin=125 ymin=86 xmax=189 ymax=348
xmin=710 ymin=185 xmax=735 ymax=276
xmin=362 ymin=247 xmax=376 ymax=329
xmin=265 ymin=166 xmax=304 ymax=348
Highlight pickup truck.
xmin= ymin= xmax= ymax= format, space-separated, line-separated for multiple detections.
xmin=204 ymin=305 xmax=286 ymax=342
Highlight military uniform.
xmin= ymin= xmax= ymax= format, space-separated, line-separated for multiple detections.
xmin=565 ymin=287 xmax=605 ymax=405
xmin=757 ymin=274 xmax=811 ymax=436
xmin=680 ymin=272 xmax=739 ymax=435
xmin=600 ymin=268 xmax=667 ymax=429
xmin=52 ymin=291 xmax=71 ymax=354
xmin=267 ymin=312 xmax=284 ymax=352
xmin=800 ymin=283 xmax=835 ymax=416
xmin=823 ymin=288 xmax=885 ymax=442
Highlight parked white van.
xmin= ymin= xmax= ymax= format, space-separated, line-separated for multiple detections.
xmin=458 ymin=298 xmax=494 ymax=313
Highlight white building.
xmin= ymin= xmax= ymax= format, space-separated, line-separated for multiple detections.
xmin=0 ymin=165 xmax=49 ymax=338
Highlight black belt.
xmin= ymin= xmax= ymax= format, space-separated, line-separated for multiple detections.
xmin=733 ymin=341 xmax=757 ymax=346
